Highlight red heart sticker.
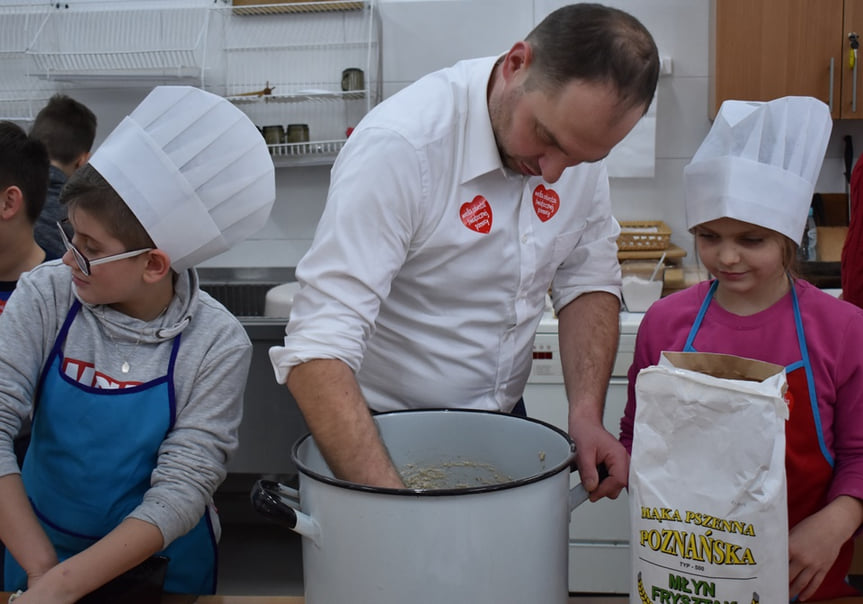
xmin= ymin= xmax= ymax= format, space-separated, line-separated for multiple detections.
xmin=459 ymin=195 xmax=493 ymax=234
xmin=533 ymin=185 xmax=560 ymax=222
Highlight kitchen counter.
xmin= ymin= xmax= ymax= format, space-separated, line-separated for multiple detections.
xmin=2 ymin=595 xmax=860 ymax=604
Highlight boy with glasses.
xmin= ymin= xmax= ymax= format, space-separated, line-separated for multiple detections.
xmin=0 ymin=86 xmax=274 ymax=601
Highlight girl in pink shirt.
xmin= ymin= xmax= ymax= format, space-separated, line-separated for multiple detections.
xmin=620 ymin=96 xmax=863 ymax=601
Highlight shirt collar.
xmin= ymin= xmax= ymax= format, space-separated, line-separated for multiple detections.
xmin=460 ymin=55 xmax=511 ymax=185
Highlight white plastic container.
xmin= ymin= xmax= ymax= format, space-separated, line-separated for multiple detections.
xmin=620 ymin=261 xmax=664 ymax=312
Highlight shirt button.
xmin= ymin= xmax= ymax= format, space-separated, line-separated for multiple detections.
xmin=521 ymin=235 xmax=528 ymax=244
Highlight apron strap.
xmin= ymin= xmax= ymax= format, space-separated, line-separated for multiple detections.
xmin=33 ymin=300 xmax=81 ymax=414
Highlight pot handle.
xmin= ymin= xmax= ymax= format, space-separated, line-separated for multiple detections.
xmin=251 ymin=479 xmax=321 ymax=544
xmin=266 ymin=478 xmax=300 ymax=504
xmin=568 ymin=464 xmax=609 ymax=511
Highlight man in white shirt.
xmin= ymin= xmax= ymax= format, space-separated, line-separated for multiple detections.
xmin=270 ymin=3 xmax=659 ymax=497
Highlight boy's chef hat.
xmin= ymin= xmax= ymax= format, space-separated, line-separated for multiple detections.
xmin=89 ymin=86 xmax=275 ymax=271
xmin=683 ymin=96 xmax=832 ymax=243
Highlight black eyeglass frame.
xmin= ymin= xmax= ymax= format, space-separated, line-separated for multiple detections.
xmin=56 ymin=220 xmax=153 ymax=277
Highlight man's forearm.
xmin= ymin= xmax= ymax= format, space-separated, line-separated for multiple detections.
xmin=287 ymin=359 xmax=404 ymax=488
xmin=557 ymin=291 xmax=620 ymax=425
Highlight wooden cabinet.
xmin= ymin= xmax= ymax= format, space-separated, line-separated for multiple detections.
xmin=712 ymin=0 xmax=863 ymax=119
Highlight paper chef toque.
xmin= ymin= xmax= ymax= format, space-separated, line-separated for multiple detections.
xmin=89 ymin=86 xmax=275 ymax=271
xmin=683 ymin=96 xmax=832 ymax=243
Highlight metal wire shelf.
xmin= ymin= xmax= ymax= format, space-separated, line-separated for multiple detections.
xmin=0 ymin=49 xmax=57 ymax=123
xmin=26 ymin=4 xmax=210 ymax=80
xmin=29 ymin=50 xmax=202 ymax=76
xmin=0 ymin=96 xmax=53 ymax=125
xmin=267 ymin=139 xmax=346 ymax=166
xmin=0 ymin=5 xmax=50 ymax=55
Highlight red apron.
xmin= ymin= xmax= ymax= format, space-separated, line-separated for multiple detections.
xmin=785 ymin=364 xmax=856 ymax=599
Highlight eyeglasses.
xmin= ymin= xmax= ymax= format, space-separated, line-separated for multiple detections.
xmin=57 ymin=221 xmax=153 ymax=277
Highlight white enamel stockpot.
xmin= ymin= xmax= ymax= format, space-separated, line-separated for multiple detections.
xmin=252 ymin=409 xmax=593 ymax=604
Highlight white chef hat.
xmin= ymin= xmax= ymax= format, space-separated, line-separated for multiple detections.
xmin=89 ymin=86 xmax=275 ymax=271
xmin=683 ymin=96 xmax=832 ymax=243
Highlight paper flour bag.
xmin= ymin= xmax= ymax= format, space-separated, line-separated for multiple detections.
xmin=629 ymin=351 xmax=789 ymax=604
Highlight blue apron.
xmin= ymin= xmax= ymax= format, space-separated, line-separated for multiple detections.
xmin=684 ymin=280 xmax=856 ymax=600
xmin=4 ymin=300 xmax=218 ymax=595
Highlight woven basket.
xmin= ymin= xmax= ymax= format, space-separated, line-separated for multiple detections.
xmin=617 ymin=221 xmax=671 ymax=251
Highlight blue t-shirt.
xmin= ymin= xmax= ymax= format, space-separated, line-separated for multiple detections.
xmin=0 ymin=249 xmax=59 ymax=315
xmin=0 ymin=281 xmax=14 ymax=315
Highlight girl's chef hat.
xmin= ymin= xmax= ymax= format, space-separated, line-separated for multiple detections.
xmin=89 ymin=86 xmax=275 ymax=271
xmin=683 ymin=96 xmax=831 ymax=243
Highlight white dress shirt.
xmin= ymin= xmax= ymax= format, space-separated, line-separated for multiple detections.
xmin=270 ymin=57 xmax=622 ymax=412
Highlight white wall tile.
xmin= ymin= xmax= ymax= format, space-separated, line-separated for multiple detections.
xmin=268 ymin=167 xmax=331 ymax=239
xmin=379 ymin=0 xmax=532 ymax=84
xmin=534 ymin=0 xmax=710 ymax=78
xmin=654 ymin=75 xmax=712 ymax=159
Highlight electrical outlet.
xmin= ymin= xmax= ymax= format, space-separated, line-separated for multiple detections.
xmin=660 ymin=56 xmax=673 ymax=76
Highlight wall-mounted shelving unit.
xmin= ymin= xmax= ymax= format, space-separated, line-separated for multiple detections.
xmin=214 ymin=0 xmax=381 ymax=167
xmin=0 ymin=0 xmax=381 ymax=166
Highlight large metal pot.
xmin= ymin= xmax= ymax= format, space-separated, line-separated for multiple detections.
xmin=252 ymin=409 xmax=592 ymax=604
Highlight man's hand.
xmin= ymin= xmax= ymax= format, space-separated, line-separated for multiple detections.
xmin=569 ymin=417 xmax=628 ymax=502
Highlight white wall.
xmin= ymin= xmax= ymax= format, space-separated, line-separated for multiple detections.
xmin=21 ymin=0 xmax=863 ymax=268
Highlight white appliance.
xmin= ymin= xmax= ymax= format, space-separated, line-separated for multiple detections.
xmin=524 ymin=309 xmax=643 ymax=594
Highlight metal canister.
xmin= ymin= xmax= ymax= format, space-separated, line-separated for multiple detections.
xmin=286 ymin=124 xmax=309 ymax=143
xmin=341 ymin=67 xmax=364 ymax=91
xmin=262 ymin=125 xmax=284 ymax=146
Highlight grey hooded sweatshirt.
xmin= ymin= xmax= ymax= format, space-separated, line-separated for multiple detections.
xmin=0 ymin=260 xmax=251 ymax=546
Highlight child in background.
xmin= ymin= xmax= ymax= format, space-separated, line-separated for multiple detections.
xmin=29 ymin=94 xmax=97 ymax=260
xmin=0 ymin=86 xmax=275 ymax=601
xmin=0 ymin=121 xmax=51 ymax=314
xmin=619 ymin=96 xmax=863 ymax=601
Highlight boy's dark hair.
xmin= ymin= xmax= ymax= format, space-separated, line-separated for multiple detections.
xmin=524 ymin=3 xmax=659 ymax=117
xmin=29 ymin=94 xmax=97 ymax=166
xmin=59 ymin=164 xmax=154 ymax=251
xmin=0 ymin=121 xmax=49 ymax=223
